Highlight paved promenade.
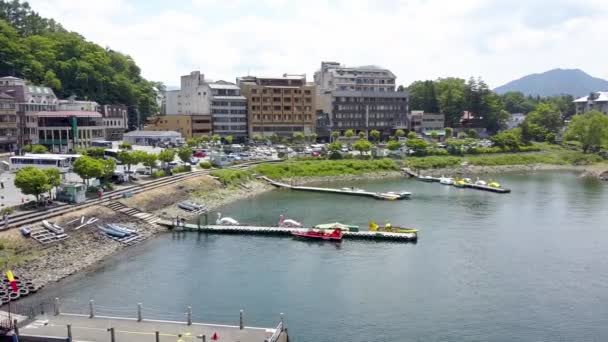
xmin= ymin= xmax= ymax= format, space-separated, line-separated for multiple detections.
xmin=19 ymin=313 xmax=285 ymax=342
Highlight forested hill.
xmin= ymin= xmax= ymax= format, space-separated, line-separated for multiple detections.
xmin=0 ymin=0 xmax=159 ymax=126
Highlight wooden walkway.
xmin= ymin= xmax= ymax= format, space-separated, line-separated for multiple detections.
xmin=259 ymin=176 xmax=412 ymax=200
xmin=158 ymin=220 xmax=418 ymax=242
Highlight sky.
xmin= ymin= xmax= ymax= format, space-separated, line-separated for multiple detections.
xmin=27 ymin=0 xmax=608 ymax=89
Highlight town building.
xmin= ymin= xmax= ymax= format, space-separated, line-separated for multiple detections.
xmin=100 ymin=105 xmax=129 ymax=140
xmin=164 ymin=71 xmax=248 ymax=140
xmin=238 ymin=74 xmax=315 ymax=137
xmin=408 ymin=111 xmax=445 ymax=138
xmin=0 ymin=76 xmax=58 ymax=148
xmin=0 ymin=93 xmax=18 ymax=152
xmin=144 ymin=114 xmax=211 ymax=139
xmin=313 ymin=62 xmax=408 ymax=138
xmin=208 ymin=81 xmax=247 ymax=140
xmin=574 ymin=92 xmax=608 ymax=115
xmin=36 ymin=111 xmax=105 ymax=152
xmin=123 ymin=130 xmax=183 ymax=146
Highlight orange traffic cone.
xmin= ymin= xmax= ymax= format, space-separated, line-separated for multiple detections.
xmin=212 ymin=332 xmax=219 ymax=340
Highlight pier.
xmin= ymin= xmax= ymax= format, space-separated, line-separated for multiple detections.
xmin=259 ymin=176 xmax=412 ymax=200
xmin=6 ymin=299 xmax=287 ymax=342
xmin=158 ymin=220 xmax=418 ymax=242
xmin=402 ymin=168 xmax=511 ymax=193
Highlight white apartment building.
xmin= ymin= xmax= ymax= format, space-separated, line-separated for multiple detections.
xmin=574 ymin=92 xmax=608 ymax=115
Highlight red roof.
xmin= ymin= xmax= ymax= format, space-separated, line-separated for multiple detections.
xmin=36 ymin=111 xmax=102 ymax=118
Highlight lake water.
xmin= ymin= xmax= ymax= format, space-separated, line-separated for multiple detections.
xmin=24 ymin=172 xmax=608 ymax=341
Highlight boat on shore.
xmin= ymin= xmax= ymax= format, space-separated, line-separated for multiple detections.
xmin=20 ymin=227 xmax=32 ymax=237
xmin=439 ymin=176 xmax=454 ymax=185
xmin=42 ymin=220 xmax=64 ymax=234
xmin=369 ymin=221 xmax=418 ymax=234
xmin=97 ymin=225 xmax=128 ymax=238
xmin=291 ymin=228 xmax=343 ymax=241
xmin=314 ymin=222 xmax=359 ymax=232
xmin=418 ymin=175 xmax=436 ymax=182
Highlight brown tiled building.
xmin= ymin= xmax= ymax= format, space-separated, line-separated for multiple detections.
xmin=238 ymin=75 xmax=315 ymax=137
xmin=145 ymin=114 xmax=212 ymax=139
xmin=0 ymin=93 xmax=18 ymax=152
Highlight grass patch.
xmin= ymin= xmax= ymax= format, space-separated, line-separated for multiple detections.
xmin=252 ymin=159 xmax=399 ymax=179
xmin=210 ymin=169 xmax=253 ymax=185
xmin=0 ymin=238 xmax=37 ymax=267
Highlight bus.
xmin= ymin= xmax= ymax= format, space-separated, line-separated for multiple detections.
xmin=10 ymin=155 xmax=70 ymax=173
xmin=24 ymin=153 xmax=81 ymax=166
xmin=103 ymin=149 xmax=123 ymax=164
xmin=91 ymin=140 xmax=113 ymax=149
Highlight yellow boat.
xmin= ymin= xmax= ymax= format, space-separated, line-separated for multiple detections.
xmin=369 ymin=221 xmax=418 ymax=234
xmin=488 ymin=181 xmax=501 ymax=188
xmin=453 ymin=178 xmax=467 ymax=188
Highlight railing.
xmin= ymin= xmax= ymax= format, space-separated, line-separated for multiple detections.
xmin=266 ymin=321 xmax=284 ymax=342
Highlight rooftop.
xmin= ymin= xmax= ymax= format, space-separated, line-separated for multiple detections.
xmin=209 ymin=81 xmax=240 ymax=90
xmin=0 ymin=93 xmax=14 ymax=100
xmin=35 ymin=111 xmax=102 ymax=118
xmin=27 ymin=85 xmax=54 ymax=95
xmin=125 ymin=130 xmax=181 ymax=137
xmin=574 ymin=91 xmax=608 ymax=103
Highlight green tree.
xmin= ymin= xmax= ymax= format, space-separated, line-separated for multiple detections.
xmin=435 ymin=77 xmax=466 ymax=127
xmin=490 ymin=129 xmax=521 ymax=152
xmin=405 ymin=138 xmax=429 ymax=156
xmin=309 ymin=133 xmax=318 ymax=143
xmin=501 ymin=91 xmax=536 ymax=114
xmin=564 ymin=111 xmax=608 ymax=153
xmin=445 ymin=138 xmax=465 ymax=155
xmin=331 ymin=131 xmax=340 ymax=142
xmin=466 ymin=129 xmax=479 ymax=139
xmin=345 ymin=129 xmax=355 ymax=139
xmin=142 ymin=152 xmax=157 ymax=173
xmin=177 ymin=146 xmax=192 ymax=163
xmin=72 ymin=156 xmax=105 ymax=186
xmin=14 ymin=166 xmax=50 ymax=203
xmin=353 ymin=139 xmax=372 ymax=156
xmin=408 ymin=80 xmax=439 ymax=113
xmin=358 ymin=131 xmax=366 ymax=139
xmin=252 ymin=135 xmax=263 ymax=144
xmin=119 ymin=142 xmax=132 ymax=150
xmin=200 ymin=135 xmax=211 ymax=144
xmin=186 ymin=138 xmax=197 ymax=147
xmin=386 ymin=140 xmax=401 ymax=151
xmin=407 ymin=131 xmax=417 ymax=139
xmin=101 ymin=158 xmax=116 ymax=182
xmin=117 ymin=151 xmax=137 ymax=172
xmin=225 ymin=135 xmax=233 ymax=144
xmin=80 ymin=147 xmax=105 ymax=158
xmin=158 ymin=149 xmax=176 ymax=167
xmin=394 ymin=129 xmax=405 ymax=139
xmin=430 ymin=131 xmax=438 ymax=141
xmin=525 ymin=103 xmax=563 ymax=136
xmin=327 ymin=141 xmax=342 ymax=158
xmin=370 ymin=129 xmax=381 ymax=142
xmin=43 ymin=167 xmax=61 ymax=199
xmin=23 ymin=144 xmax=47 ymax=153
xmin=293 ymin=132 xmax=305 ymax=144
xmin=212 ymin=134 xmax=221 ymax=144
xmin=445 ymin=127 xmax=453 ymax=138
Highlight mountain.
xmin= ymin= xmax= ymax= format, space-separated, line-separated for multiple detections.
xmin=494 ymin=69 xmax=608 ymax=97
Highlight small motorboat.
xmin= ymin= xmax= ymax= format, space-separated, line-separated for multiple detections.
xmin=98 ymin=225 xmax=127 ymax=238
xmin=474 ymin=178 xmax=487 ymax=186
xmin=184 ymin=201 xmax=206 ymax=211
xmin=439 ymin=176 xmax=454 ymax=185
xmin=42 ymin=220 xmax=64 ymax=234
xmin=19 ymin=227 xmax=32 ymax=237
xmin=291 ymin=228 xmax=343 ymax=241
xmin=314 ymin=222 xmax=359 ymax=232
xmin=107 ymin=223 xmax=136 ymax=235
xmin=369 ymin=221 xmax=418 ymax=234
xmin=178 ymin=202 xmax=197 ymax=211
xmin=216 ymin=213 xmax=239 ymax=225
xmin=278 ymin=215 xmax=302 ymax=228
xmin=418 ymin=175 xmax=435 ymax=182
xmin=453 ymin=179 xmax=467 ymax=188
xmin=488 ymin=180 xmax=501 ymax=188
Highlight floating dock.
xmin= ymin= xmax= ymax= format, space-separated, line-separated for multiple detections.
xmin=158 ymin=220 xmax=418 ymax=242
xmin=402 ymin=168 xmax=511 ymax=193
xmin=259 ymin=176 xmax=412 ymax=200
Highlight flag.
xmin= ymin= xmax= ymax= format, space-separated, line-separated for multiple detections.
xmin=6 ymin=270 xmax=18 ymax=293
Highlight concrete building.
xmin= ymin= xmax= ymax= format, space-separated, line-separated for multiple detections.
xmin=313 ymin=62 xmax=408 ymax=138
xmin=36 ymin=111 xmax=105 ymax=152
xmin=574 ymin=92 xmax=608 ymax=115
xmin=165 ymin=71 xmax=211 ymax=115
xmin=100 ymin=105 xmax=129 ymax=140
xmin=123 ymin=130 xmax=183 ymax=146
xmin=506 ymin=113 xmax=526 ymax=129
xmin=58 ymin=98 xmax=99 ymax=112
xmin=409 ymin=111 xmax=446 ymax=138
xmin=0 ymin=76 xmax=58 ymax=148
xmin=0 ymin=93 xmax=18 ymax=152
xmin=145 ymin=114 xmax=211 ymax=139
xmin=208 ymin=81 xmax=247 ymax=140
xmin=238 ymin=74 xmax=315 ymax=137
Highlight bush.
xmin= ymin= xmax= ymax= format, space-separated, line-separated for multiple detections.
xmin=252 ymin=159 xmax=399 ymax=179
xmin=199 ymin=161 xmax=212 ymax=169
xmin=328 ymin=152 xmax=343 ymax=160
xmin=172 ymin=165 xmax=192 ymax=174
xmin=210 ymin=169 xmax=252 ymax=185
xmin=151 ymin=170 xmax=166 ymax=178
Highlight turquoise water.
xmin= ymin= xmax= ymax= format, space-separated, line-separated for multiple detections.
xmin=24 ymin=172 xmax=608 ymax=341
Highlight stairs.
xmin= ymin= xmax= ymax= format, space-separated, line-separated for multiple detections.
xmin=106 ymin=201 xmax=160 ymax=224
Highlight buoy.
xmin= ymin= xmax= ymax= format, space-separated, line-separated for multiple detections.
xmin=212 ymin=332 xmax=219 ymax=340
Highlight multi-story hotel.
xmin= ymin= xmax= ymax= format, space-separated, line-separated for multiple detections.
xmin=314 ymin=62 xmax=408 ymax=138
xmin=100 ymin=104 xmax=129 ymax=141
xmin=0 ymin=92 xmax=18 ymax=152
xmin=237 ymin=74 xmax=315 ymax=137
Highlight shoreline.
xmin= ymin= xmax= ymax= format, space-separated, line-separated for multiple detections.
xmin=9 ymin=162 xmax=606 ymax=297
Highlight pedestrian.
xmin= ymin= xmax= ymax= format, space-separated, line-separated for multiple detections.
xmin=0 ymin=177 xmax=4 ymax=189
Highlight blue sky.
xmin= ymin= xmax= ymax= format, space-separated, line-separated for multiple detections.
xmin=28 ymin=0 xmax=608 ymax=88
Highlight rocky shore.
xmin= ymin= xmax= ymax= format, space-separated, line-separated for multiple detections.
xmin=406 ymin=163 xmax=608 ymax=178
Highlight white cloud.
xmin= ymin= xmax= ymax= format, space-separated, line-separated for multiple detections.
xmin=27 ymin=0 xmax=608 ymax=88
